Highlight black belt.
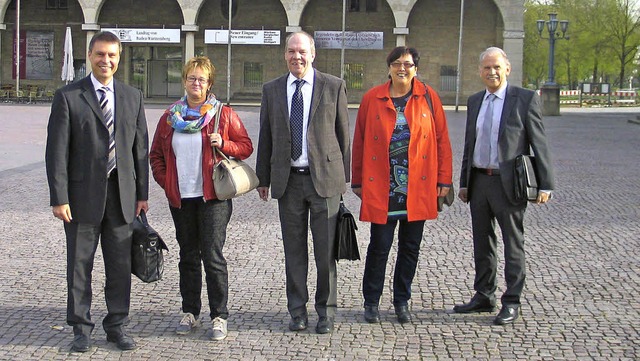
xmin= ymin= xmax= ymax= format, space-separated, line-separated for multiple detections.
xmin=291 ymin=166 xmax=310 ymax=175
xmin=473 ymin=167 xmax=500 ymax=176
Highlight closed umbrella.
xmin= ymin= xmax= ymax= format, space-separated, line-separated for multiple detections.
xmin=61 ymin=26 xmax=74 ymax=84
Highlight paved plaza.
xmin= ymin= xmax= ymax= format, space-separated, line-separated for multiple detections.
xmin=0 ymin=102 xmax=639 ymax=360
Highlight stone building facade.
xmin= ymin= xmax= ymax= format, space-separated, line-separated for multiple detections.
xmin=0 ymin=0 xmax=524 ymax=104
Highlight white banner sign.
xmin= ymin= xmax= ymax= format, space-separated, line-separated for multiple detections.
xmin=103 ymin=28 xmax=181 ymax=43
xmin=205 ymin=30 xmax=281 ymax=45
xmin=314 ymin=31 xmax=383 ymax=50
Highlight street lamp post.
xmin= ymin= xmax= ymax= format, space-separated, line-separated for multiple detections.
xmin=536 ymin=13 xmax=569 ymax=115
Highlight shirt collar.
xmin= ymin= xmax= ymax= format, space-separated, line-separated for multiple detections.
xmin=91 ymin=74 xmax=114 ymax=93
xmin=485 ymin=82 xmax=508 ymax=100
xmin=288 ymin=68 xmax=315 ymax=88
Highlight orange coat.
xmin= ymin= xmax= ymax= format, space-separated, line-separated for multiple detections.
xmin=352 ymin=80 xmax=453 ymax=224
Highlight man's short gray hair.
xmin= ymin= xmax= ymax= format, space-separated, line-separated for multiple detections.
xmin=479 ymin=47 xmax=510 ymax=67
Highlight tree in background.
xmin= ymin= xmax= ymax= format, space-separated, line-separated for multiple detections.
xmin=524 ymin=0 xmax=640 ymax=89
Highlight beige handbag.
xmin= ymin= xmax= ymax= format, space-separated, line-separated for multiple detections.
xmin=211 ymin=102 xmax=259 ymax=200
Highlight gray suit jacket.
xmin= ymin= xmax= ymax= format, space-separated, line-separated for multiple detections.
xmin=46 ymin=76 xmax=149 ymax=224
xmin=460 ymin=85 xmax=554 ymax=204
xmin=256 ymin=70 xmax=350 ymax=199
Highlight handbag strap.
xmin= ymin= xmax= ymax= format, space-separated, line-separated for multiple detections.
xmin=211 ymin=101 xmax=230 ymax=163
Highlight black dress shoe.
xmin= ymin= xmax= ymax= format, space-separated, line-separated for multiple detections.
xmin=288 ymin=315 xmax=308 ymax=331
xmin=394 ymin=305 xmax=411 ymax=324
xmin=106 ymin=332 xmax=137 ymax=351
xmin=315 ymin=316 xmax=334 ymax=334
xmin=364 ymin=305 xmax=380 ymax=323
xmin=493 ymin=304 xmax=520 ymax=325
xmin=71 ymin=334 xmax=91 ymax=353
xmin=453 ymin=296 xmax=496 ymax=313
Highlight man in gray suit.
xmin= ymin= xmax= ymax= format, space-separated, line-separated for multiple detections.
xmin=454 ymin=47 xmax=554 ymax=325
xmin=45 ymin=31 xmax=148 ymax=351
xmin=256 ymin=31 xmax=350 ymax=334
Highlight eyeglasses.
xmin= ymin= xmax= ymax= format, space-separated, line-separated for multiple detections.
xmin=186 ymin=76 xmax=209 ymax=84
xmin=390 ymin=62 xmax=416 ymax=69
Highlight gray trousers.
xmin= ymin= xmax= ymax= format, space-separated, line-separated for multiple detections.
xmin=469 ymin=172 xmax=528 ymax=305
xmin=277 ymin=172 xmax=340 ymax=318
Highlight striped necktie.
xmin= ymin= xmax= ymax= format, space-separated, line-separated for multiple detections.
xmin=98 ymin=87 xmax=116 ymax=176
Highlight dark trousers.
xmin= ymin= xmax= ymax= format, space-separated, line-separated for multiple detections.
xmin=362 ymin=219 xmax=425 ymax=307
xmin=469 ymin=173 xmax=527 ymax=305
xmin=64 ymin=173 xmax=133 ymax=336
xmin=170 ymin=197 xmax=232 ymax=320
xmin=278 ymin=173 xmax=340 ymax=318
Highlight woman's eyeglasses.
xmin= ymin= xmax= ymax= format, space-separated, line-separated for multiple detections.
xmin=390 ymin=62 xmax=415 ymax=69
xmin=186 ymin=76 xmax=209 ymax=84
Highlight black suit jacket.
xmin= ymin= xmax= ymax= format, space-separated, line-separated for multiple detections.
xmin=256 ymin=70 xmax=351 ymax=199
xmin=460 ymin=85 xmax=554 ymax=204
xmin=46 ymin=76 xmax=149 ymax=224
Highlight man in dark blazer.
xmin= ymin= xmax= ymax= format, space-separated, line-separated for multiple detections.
xmin=256 ymin=31 xmax=350 ymax=334
xmin=45 ymin=31 xmax=148 ymax=352
xmin=454 ymin=47 xmax=554 ymax=325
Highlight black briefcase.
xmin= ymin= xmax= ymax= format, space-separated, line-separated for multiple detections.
xmin=514 ymin=155 xmax=538 ymax=202
xmin=131 ymin=210 xmax=168 ymax=283
xmin=334 ymin=201 xmax=360 ymax=261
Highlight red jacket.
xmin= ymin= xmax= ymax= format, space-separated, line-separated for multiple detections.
xmin=352 ymin=80 xmax=453 ymax=224
xmin=150 ymin=105 xmax=253 ymax=208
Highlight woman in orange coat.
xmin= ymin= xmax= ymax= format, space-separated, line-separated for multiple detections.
xmin=351 ymin=46 xmax=453 ymax=324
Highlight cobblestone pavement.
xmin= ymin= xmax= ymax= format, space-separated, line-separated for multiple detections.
xmin=0 ymin=103 xmax=639 ymax=360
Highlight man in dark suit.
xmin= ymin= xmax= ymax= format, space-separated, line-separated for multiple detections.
xmin=45 ymin=31 xmax=148 ymax=351
xmin=454 ymin=47 xmax=554 ymax=325
xmin=256 ymin=31 xmax=350 ymax=334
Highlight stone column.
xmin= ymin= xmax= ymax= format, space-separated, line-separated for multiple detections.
xmin=182 ymin=25 xmax=198 ymax=63
xmin=394 ymin=27 xmax=408 ymax=47
xmin=502 ymin=30 xmax=524 ymax=88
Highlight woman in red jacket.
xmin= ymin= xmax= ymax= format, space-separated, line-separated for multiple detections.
xmin=351 ymin=47 xmax=453 ymax=324
xmin=150 ymin=57 xmax=253 ymax=341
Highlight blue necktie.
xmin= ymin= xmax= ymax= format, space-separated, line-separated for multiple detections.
xmin=98 ymin=87 xmax=116 ymax=176
xmin=290 ymin=79 xmax=305 ymax=161
xmin=477 ymin=93 xmax=496 ymax=168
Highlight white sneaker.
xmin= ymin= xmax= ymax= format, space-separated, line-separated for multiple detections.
xmin=176 ymin=313 xmax=200 ymax=335
xmin=211 ymin=317 xmax=228 ymax=341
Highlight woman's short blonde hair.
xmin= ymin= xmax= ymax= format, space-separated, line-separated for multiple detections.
xmin=182 ymin=56 xmax=216 ymax=86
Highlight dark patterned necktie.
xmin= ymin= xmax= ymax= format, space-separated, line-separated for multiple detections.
xmin=477 ymin=93 xmax=496 ymax=168
xmin=290 ymin=79 xmax=305 ymax=161
xmin=98 ymin=87 xmax=116 ymax=175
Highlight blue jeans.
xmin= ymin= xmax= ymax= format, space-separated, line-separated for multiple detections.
xmin=170 ymin=197 xmax=232 ymax=320
xmin=362 ymin=219 xmax=425 ymax=307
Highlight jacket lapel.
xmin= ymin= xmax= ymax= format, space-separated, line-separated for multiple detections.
xmin=81 ymin=76 xmax=106 ymax=127
xmin=469 ymin=92 xmax=483 ymax=141
xmin=309 ymin=71 xmax=325 ymax=124
xmin=114 ymin=80 xmax=125 ymax=128
xmin=276 ymin=75 xmax=289 ymax=123
xmin=498 ymin=85 xmax=516 ymax=139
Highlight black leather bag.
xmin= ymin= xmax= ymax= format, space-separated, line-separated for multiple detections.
xmin=514 ymin=154 xmax=538 ymax=202
xmin=131 ymin=210 xmax=168 ymax=283
xmin=335 ymin=201 xmax=360 ymax=261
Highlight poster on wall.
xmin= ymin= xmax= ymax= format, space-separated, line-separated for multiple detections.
xmin=314 ymin=31 xmax=383 ymax=50
xmin=26 ymin=31 xmax=54 ymax=80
